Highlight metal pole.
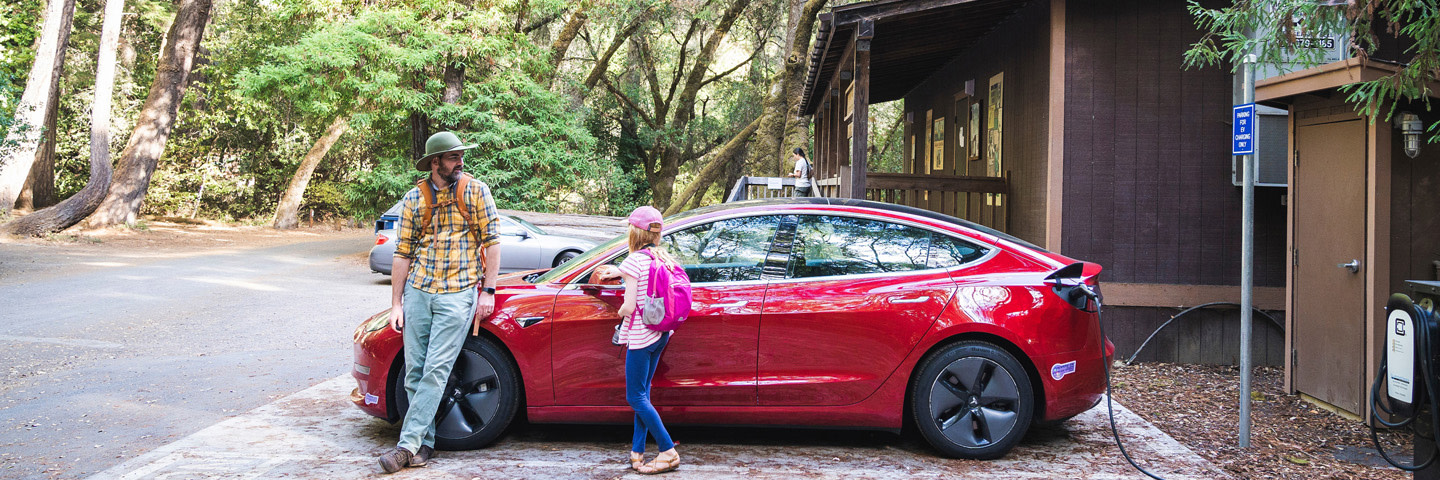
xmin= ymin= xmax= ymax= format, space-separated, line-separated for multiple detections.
xmin=1239 ymin=53 xmax=1257 ymax=448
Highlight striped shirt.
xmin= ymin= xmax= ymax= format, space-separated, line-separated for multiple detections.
xmin=617 ymin=250 xmax=663 ymax=349
xmin=393 ymin=178 xmax=500 ymax=294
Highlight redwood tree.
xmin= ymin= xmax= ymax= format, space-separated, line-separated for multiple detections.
xmin=3 ymin=0 xmax=124 ymax=235
xmin=0 ymin=0 xmax=75 ymax=214
xmin=86 ymin=0 xmax=213 ymax=228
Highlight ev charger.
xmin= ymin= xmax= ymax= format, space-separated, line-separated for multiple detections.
xmin=1371 ymin=282 xmax=1440 ymax=476
xmin=1389 ymin=295 xmax=1420 ymax=417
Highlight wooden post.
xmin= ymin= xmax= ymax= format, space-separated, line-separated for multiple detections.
xmin=848 ymin=19 xmax=873 ymax=199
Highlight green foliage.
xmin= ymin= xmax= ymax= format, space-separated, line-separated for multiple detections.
xmin=1184 ymin=0 xmax=1440 ymax=140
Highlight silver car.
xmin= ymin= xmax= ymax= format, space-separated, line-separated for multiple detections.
xmin=368 ymin=203 xmax=596 ymax=275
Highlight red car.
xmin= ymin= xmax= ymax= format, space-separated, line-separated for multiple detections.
xmin=351 ymin=198 xmax=1111 ymax=459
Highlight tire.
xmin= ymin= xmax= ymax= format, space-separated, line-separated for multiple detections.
xmin=553 ymin=250 xmax=580 ymax=268
xmin=393 ymin=336 xmax=521 ymax=451
xmin=911 ymin=341 xmax=1034 ymax=459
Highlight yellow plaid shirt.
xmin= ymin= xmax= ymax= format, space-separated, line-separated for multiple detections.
xmin=393 ymin=178 xmax=500 ymax=294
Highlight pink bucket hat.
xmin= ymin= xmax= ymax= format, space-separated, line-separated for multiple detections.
xmin=626 ymin=206 xmax=663 ymax=233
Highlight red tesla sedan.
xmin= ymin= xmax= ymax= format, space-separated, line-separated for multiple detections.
xmin=351 ymin=198 xmax=1111 ymax=459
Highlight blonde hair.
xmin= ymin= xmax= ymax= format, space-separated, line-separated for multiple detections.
xmin=627 ymin=225 xmax=677 ymax=265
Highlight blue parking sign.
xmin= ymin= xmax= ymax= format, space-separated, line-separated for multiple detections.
xmin=1233 ymin=103 xmax=1256 ymax=155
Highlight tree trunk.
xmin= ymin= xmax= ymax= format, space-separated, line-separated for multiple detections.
xmin=273 ymin=115 xmax=348 ymax=229
xmin=15 ymin=82 xmax=62 ymax=211
xmin=749 ymin=0 xmax=825 ymax=176
xmin=0 ymin=0 xmax=75 ymax=215
xmin=3 ymin=0 xmax=122 ymax=236
xmin=665 ymin=116 xmax=759 ymax=214
xmin=443 ymin=63 xmax=464 ymax=104
xmin=548 ymin=6 xmax=588 ymax=80
xmin=409 ymin=111 xmax=430 ymax=161
xmin=85 ymin=0 xmax=213 ymax=228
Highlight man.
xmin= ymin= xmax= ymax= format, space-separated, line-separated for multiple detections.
xmin=786 ymin=147 xmax=813 ymax=197
xmin=377 ymin=131 xmax=502 ymax=473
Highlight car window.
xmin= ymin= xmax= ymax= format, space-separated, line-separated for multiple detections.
xmin=786 ymin=215 xmax=932 ymax=278
xmin=927 ymin=234 xmax=990 ymax=269
xmin=664 ymin=215 xmax=781 ymax=283
xmin=507 ymin=215 xmax=547 ymax=235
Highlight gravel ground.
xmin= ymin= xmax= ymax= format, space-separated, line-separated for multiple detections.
xmin=1113 ymin=363 xmax=1413 ymax=480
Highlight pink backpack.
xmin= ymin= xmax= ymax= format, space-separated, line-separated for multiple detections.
xmin=638 ymin=249 xmax=692 ymax=332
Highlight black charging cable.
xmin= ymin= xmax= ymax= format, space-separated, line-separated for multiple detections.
xmin=1075 ymin=284 xmax=1169 ymax=480
xmin=1367 ymin=304 xmax=1440 ymax=471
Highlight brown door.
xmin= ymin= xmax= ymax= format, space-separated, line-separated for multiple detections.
xmin=1292 ymin=119 xmax=1367 ymax=414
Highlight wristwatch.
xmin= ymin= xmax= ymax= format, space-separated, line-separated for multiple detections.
xmin=482 ymin=287 xmax=496 ymax=295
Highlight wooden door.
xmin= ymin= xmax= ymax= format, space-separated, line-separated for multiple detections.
xmin=1292 ymin=119 xmax=1367 ymax=414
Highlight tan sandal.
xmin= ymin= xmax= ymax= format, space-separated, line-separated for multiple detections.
xmin=630 ymin=452 xmax=645 ymax=471
xmin=638 ymin=449 xmax=679 ymax=474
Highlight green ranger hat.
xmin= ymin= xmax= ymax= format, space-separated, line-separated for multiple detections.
xmin=414 ymin=131 xmax=478 ymax=171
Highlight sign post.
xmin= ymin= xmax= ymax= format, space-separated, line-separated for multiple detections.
xmin=1234 ymin=54 xmax=1257 ymax=448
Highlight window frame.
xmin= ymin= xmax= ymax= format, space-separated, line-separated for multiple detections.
xmin=769 ymin=212 xmax=999 ymax=283
xmin=562 ymin=212 xmax=785 ymax=287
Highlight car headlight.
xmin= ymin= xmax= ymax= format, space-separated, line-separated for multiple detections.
xmin=361 ymin=312 xmax=390 ymax=333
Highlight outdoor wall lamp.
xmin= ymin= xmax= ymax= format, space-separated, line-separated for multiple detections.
xmin=1396 ymin=111 xmax=1424 ymax=159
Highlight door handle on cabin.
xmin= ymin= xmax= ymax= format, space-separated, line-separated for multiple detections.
xmin=889 ymin=296 xmax=931 ymax=304
xmin=1338 ymin=259 xmax=1360 ymax=274
xmin=708 ymin=301 xmax=748 ymax=308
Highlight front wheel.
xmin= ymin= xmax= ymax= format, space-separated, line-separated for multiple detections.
xmin=394 ymin=336 xmax=521 ymax=450
xmin=553 ymin=250 xmax=580 ymax=267
xmin=911 ymin=341 xmax=1034 ymax=459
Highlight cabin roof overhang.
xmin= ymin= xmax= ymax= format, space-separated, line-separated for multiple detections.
xmin=799 ymin=0 xmax=1031 ymax=116
xmin=1256 ymin=57 xmax=1440 ymax=106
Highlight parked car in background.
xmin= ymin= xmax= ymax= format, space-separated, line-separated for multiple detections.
xmin=351 ymin=198 xmax=1112 ymax=460
xmin=368 ymin=202 xmax=596 ymax=275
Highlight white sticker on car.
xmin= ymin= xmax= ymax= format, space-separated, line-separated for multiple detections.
xmin=364 ymin=393 xmax=379 ymax=405
xmin=1051 ymin=361 xmax=1076 ymax=381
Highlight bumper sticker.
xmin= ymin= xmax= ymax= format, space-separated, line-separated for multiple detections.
xmin=364 ymin=393 xmax=379 ymax=405
xmin=1051 ymin=361 xmax=1076 ymax=381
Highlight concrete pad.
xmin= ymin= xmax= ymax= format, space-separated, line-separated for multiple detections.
xmin=87 ymin=376 xmax=1230 ymax=479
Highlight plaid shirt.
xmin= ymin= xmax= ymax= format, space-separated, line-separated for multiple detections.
xmin=393 ymin=178 xmax=500 ymax=294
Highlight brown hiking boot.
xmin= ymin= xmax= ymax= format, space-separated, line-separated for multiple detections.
xmin=409 ymin=445 xmax=434 ymax=467
xmin=377 ymin=446 xmax=413 ymax=474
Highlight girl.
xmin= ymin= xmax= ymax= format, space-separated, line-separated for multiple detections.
xmin=615 ymin=205 xmax=681 ymax=474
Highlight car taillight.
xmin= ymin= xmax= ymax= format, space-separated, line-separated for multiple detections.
xmin=375 ymin=235 xmax=388 ymax=245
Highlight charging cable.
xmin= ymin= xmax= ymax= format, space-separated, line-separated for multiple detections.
xmin=1079 ymin=285 xmax=1169 ymax=480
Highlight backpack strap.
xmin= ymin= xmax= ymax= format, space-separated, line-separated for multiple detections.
xmin=415 ymin=173 xmax=475 ymax=237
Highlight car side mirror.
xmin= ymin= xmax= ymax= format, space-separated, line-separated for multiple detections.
xmin=500 ymin=227 xmax=529 ymax=239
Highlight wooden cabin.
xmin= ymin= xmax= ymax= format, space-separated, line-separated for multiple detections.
xmin=798 ymin=0 xmax=1434 ymax=417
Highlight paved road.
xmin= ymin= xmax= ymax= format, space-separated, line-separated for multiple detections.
xmin=0 ymin=232 xmax=390 ymax=479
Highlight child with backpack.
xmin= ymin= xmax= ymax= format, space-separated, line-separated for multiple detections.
xmin=615 ymin=205 xmax=684 ymax=474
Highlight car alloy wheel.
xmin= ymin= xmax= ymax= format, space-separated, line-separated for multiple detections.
xmin=912 ymin=341 xmax=1033 ymax=459
xmin=553 ymin=250 xmax=580 ymax=268
xmin=395 ymin=336 xmax=520 ymax=450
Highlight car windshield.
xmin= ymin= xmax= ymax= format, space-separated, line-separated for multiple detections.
xmin=531 ymin=233 xmax=625 ymax=284
xmin=506 ymin=215 xmax=547 ymax=235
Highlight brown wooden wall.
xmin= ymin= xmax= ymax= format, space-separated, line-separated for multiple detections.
xmin=1390 ymin=106 xmax=1440 ymax=293
xmin=901 ymin=0 xmax=1052 ymax=244
xmin=1062 ymin=0 xmax=1288 ymax=365
xmin=1062 ymin=0 xmax=1287 ymax=289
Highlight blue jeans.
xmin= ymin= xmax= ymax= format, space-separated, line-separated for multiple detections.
xmin=626 ymin=332 xmax=673 ymax=453
xmin=398 ymin=285 xmax=475 ymax=453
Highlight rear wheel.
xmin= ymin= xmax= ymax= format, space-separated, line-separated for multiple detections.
xmin=394 ymin=336 xmax=520 ymax=450
xmin=911 ymin=341 xmax=1033 ymax=459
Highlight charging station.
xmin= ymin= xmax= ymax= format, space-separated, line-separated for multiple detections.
xmin=1374 ymin=281 xmax=1440 ymax=478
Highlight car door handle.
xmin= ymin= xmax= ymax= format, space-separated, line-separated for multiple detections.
xmin=889 ymin=295 xmax=931 ymax=304
xmin=708 ymin=301 xmax=748 ymax=308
